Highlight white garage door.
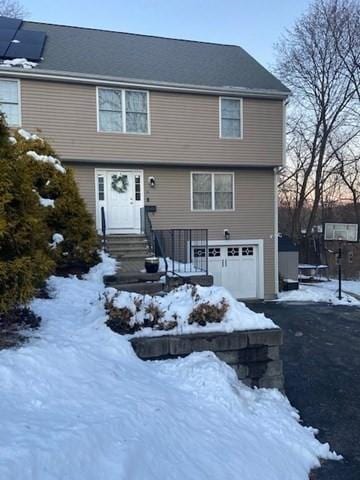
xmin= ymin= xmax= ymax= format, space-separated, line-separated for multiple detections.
xmin=206 ymin=245 xmax=258 ymax=299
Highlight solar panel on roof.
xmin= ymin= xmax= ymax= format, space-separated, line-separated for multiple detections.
xmin=5 ymin=30 xmax=46 ymax=61
xmin=14 ymin=29 xmax=47 ymax=45
xmin=0 ymin=16 xmax=22 ymax=60
xmin=0 ymin=40 xmax=10 ymax=57
xmin=0 ymin=16 xmax=22 ymax=30
xmin=0 ymin=28 xmax=18 ymax=42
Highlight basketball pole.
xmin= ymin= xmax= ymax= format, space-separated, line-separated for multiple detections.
xmin=338 ymin=246 xmax=342 ymax=300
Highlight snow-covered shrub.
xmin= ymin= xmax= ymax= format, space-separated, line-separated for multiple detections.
xmin=105 ymin=299 xmax=136 ymax=334
xmin=188 ymin=299 xmax=229 ymax=326
xmin=0 ymin=115 xmax=54 ymax=312
xmin=0 ymin=115 xmax=99 ymax=312
xmin=13 ymin=127 xmax=99 ymax=270
xmin=105 ymin=284 xmax=275 ymax=336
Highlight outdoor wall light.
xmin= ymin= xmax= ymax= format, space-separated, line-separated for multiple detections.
xmin=224 ymin=229 xmax=230 ymax=240
xmin=148 ymin=176 xmax=156 ymax=188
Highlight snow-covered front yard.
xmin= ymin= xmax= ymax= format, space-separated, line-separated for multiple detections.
xmin=278 ymin=281 xmax=360 ymax=306
xmin=0 ymin=255 xmax=341 ymax=479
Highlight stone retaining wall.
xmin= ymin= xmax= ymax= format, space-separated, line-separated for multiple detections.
xmin=130 ymin=328 xmax=284 ymax=391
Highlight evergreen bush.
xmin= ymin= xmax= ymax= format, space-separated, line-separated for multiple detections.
xmin=0 ymin=116 xmax=54 ymax=312
xmin=0 ymin=116 xmax=99 ymax=313
xmin=13 ymin=130 xmax=99 ymax=269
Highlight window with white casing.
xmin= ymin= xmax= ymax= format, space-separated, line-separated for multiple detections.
xmin=220 ymin=97 xmax=242 ymax=138
xmin=0 ymin=79 xmax=20 ymax=126
xmin=98 ymin=88 xmax=149 ymax=134
xmin=192 ymin=172 xmax=234 ymax=211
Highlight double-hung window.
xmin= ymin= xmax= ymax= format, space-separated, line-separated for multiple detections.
xmin=98 ymin=87 xmax=149 ymax=134
xmin=192 ymin=172 xmax=234 ymax=211
xmin=220 ymin=97 xmax=242 ymax=138
xmin=0 ymin=79 xmax=20 ymax=126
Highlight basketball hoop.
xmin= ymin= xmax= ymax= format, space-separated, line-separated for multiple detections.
xmin=324 ymin=223 xmax=359 ymax=300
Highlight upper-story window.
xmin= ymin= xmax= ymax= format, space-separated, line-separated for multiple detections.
xmin=0 ymin=79 xmax=20 ymax=127
xmin=97 ymin=87 xmax=149 ymax=134
xmin=191 ymin=172 xmax=234 ymax=211
xmin=220 ymin=97 xmax=242 ymax=139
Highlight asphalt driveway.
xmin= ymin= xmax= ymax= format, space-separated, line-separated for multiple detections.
xmin=248 ymin=301 xmax=360 ymax=480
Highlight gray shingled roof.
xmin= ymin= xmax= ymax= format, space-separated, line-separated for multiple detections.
xmin=21 ymin=21 xmax=289 ymax=94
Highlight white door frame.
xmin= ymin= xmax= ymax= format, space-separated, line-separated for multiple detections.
xmin=95 ymin=168 xmax=144 ymax=234
xmin=206 ymin=239 xmax=264 ymax=299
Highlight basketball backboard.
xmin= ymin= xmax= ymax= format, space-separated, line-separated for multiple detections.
xmin=324 ymin=223 xmax=358 ymax=242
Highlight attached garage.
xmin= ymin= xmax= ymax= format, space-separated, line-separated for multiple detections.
xmin=202 ymin=240 xmax=264 ymax=300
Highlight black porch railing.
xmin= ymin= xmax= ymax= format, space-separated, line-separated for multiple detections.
xmin=141 ymin=207 xmax=169 ymax=275
xmin=141 ymin=206 xmax=208 ymax=276
xmin=153 ymin=229 xmax=208 ymax=275
xmin=100 ymin=206 xmax=107 ymax=251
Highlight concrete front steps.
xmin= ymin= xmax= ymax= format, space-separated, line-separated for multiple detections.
xmin=104 ymin=234 xmax=165 ymax=295
xmin=104 ymin=271 xmax=165 ymax=295
xmin=105 ymin=234 xmax=151 ymax=260
xmin=104 ymin=234 xmax=213 ymax=296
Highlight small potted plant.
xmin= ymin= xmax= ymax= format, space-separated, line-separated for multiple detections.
xmin=145 ymin=256 xmax=160 ymax=273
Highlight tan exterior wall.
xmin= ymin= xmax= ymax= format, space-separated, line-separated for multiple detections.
xmin=67 ymin=162 xmax=276 ymax=298
xmin=20 ymin=79 xmax=284 ymax=167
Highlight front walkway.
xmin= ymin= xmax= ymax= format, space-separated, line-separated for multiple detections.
xmin=248 ymin=302 xmax=360 ymax=480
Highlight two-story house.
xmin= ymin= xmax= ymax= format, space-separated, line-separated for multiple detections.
xmin=0 ymin=17 xmax=289 ymax=300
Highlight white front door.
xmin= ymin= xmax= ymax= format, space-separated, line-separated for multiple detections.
xmin=96 ymin=170 xmax=143 ymax=234
xmin=207 ymin=244 xmax=258 ymax=299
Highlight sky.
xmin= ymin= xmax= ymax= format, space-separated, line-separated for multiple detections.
xmin=23 ymin=0 xmax=311 ymax=69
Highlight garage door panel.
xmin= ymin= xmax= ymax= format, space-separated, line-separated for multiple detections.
xmin=206 ymin=244 xmax=259 ymax=299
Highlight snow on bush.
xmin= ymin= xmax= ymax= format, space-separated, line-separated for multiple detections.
xmin=105 ymin=284 xmax=277 ymax=336
xmin=49 ymin=233 xmax=64 ymax=249
xmin=27 ymin=150 xmax=66 ymax=174
xmin=0 ymin=254 xmax=340 ymax=479
xmin=38 ymin=196 xmax=54 ymax=208
xmin=33 ymin=190 xmax=55 ymax=208
xmin=18 ymin=129 xmax=41 ymax=141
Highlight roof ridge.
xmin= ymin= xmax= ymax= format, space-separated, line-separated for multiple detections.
xmin=23 ymin=19 xmax=239 ymax=49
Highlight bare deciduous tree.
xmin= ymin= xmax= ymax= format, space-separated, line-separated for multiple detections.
xmin=276 ymin=0 xmax=360 ymax=240
xmin=0 ymin=0 xmax=27 ymax=18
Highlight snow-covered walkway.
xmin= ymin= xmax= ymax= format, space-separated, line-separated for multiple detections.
xmin=0 ymin=256 xmax=340 ymax=479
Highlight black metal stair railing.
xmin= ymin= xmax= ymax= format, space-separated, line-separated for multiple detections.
xmin=100 ymin=206 xmax=107 ymax=251
xmin=141 ymin=206 xmax=169 ymax=275
xmin=153 ymin=229 xmax=208 ymax=275
xmin=141 ymin=207 xmax=208 ymax=276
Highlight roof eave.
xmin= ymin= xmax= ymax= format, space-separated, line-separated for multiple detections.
xmin=0 ymin=67 xmax=291 ymax=99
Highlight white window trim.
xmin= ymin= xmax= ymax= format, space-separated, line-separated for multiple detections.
xmin=0 ymin=78 xmax=21 ymax=127
xmin=96 ymin=86 xmax=150 ymax=135
xmin=219 ymin=96 xmax=243 ymax=139
xmin=190 ymin=171 xmax=235 ymax=212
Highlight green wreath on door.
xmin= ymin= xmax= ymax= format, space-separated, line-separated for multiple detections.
xmin=111 ymin=174 xmax=129 ymax=193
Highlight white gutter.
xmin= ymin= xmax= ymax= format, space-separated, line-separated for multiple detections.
xmin=0 ymin=67 xmax=290 ymax=100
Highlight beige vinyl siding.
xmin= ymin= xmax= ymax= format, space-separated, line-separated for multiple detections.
xmin=20 ymin=79 xmax=283 ymax=167
xmin=67 ymin=162 xmax=276 ymax=298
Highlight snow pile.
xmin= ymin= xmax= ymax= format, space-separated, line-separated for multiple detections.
xmin=0 ymin=254 xmax=341 ymax=479
xmin=277 ymin=283 xmax=360 ymax=305
xmin=0 ymin=58 xmax=37 ymax=69
xmin=26 ymin=150 xmax=66 ymax=174
xmin=107 ymin=284 xmax=276 ymax=336
xmin=315 ymin=279 xmax=360 ymax=298
xmin=8 ymin=136 xmax=17 ymax=144
xmin=49 ymin=233 xmax=64 ymax=249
